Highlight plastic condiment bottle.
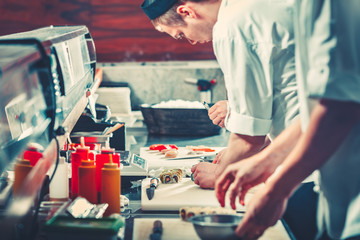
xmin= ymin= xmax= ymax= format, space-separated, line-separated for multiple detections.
xmin=101 ymin=154 xmax=120 ymax=216
xmin=23 ymin=143 xmax=44 ymax=166
xmin=71 ymin=137 xmax=90 ymax=198
xmin=78 ymin=159 xmax=97 ymax=204
xmin=13 ymin=159 xmax=33 ymax=196
xmin=49 ymin=156 xmax=69 ymax=201
xmin=95 ymin=147 xmax=120 ymax=193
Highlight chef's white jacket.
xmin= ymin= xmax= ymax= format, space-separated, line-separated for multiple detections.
xmin=213 ymin=0 xmax=299 ymax=139
xmin=295 ymin=0 xmax=360 ymax=238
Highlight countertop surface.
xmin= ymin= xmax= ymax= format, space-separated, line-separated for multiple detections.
xmin=120 ymin=125 xmax=294 ymax=240
xmin=121 ymin=125 xmax=233 ymax=239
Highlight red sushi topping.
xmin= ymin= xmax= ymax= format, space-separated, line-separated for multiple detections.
xmin=149 ymin=144 xmax=178 ymax=151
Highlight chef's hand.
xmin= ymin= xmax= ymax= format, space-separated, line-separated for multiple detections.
xmin=213 ymin=148 xmax=227 ymax=164
xmin=215 ymin=156 xmax=275 ymax=209
xmin=191 ymin=162 xmax=222 ymax=189
xmin=208 ymin=100 xmax=228 ymax=128
xmin=234 ymin=184 xmax=288 ymax=239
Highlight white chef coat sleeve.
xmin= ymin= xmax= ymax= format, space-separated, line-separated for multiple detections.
xmin=306 ymin=0 xmax=360 ymax=103
xmin=214 ymin=35 xmax=273 ymax=136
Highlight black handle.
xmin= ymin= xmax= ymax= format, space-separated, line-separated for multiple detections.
xmin=153 ymin=220 xmax=163 ymax=234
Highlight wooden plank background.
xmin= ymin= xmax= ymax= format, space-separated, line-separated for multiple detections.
xmin=0 ymin=0 xmax=215 ymax=62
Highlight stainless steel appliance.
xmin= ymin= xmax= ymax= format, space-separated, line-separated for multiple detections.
xmin=0 ymin=26 xmax=98 ymax=239
xmin=0 ymin=25 xmax=97 ymax=129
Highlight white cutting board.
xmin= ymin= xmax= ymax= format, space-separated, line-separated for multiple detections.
xmin=140 ymin=147 xmax=225 ymax=170
xmin=141 ymin=177 xmax=254 ymax=211
xmin=133 ymin=218 xmax=291 ymax=240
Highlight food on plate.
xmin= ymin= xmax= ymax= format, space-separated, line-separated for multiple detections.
xmin=164 ymin=149 xmax=178 ymax=158
xmin=149 ymin=144 xmax=178 ymax=151
xmin=159 ymin=169 xmax=183 ymax=184
xmin=159 ymin=171 xmax=172 ymax=183
xmin=186 ymin=145 xmax=215 ymax=152
xmin=179 ymin=206 xmax=236 ymax=221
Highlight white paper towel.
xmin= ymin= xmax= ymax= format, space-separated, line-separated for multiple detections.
xmin=96 ymin=87 xmax=131 ymax=114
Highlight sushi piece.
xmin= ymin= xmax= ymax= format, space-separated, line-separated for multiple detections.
xmin=159 ymin=171 xmax=172 ymax=184
xmin=159 ymin=169 xmax=183 ymax=184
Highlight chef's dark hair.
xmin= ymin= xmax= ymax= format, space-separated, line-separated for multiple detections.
xmin=141 ymin=0 xmax=179 ymax=20
xmin=141 ymin=0 xmax=209 ymax=27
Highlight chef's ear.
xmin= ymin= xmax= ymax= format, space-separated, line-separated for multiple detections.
xmin=176 ymin=5 xmax=196 ymax=18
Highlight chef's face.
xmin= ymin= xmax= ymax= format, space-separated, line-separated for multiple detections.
xmin=156 ymin=21 xmax=213 ymax=45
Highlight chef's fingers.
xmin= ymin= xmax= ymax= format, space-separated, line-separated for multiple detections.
xmin=228 ymin=173 xmax=250 ymax=209
xmin=215 ymin=177 xmax=232 ymax=207
xmin=193 ymin=169 xmax=198 ymax=179
xmin=218 ymin=119 xmax=225 ymax=128
xmin=194 ymin=178 xmax=199 ymax=185
xmin=239 ymin=184 xmax=251 ymax=206
xmin=208 ymin=110 xmax=217 ymax=120
xmin=208 ymin=104 xmax=217 ymax=114
xmin=211 ymin=116 xmax=222 ymax=126
xmin=228 ymin=182 xmax=241 ymax=210
xmin=213 ymin=154 xmax=221 ymax=164
xmin=191 ymin=164 xmax=198 ymax=173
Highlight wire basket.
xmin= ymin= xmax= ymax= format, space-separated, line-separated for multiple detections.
xmin=140 ymin=104 xmax=221 ymax=136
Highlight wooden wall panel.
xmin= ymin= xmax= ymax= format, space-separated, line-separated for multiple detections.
xmin=0 ymin=0 xmax=215 ymax=62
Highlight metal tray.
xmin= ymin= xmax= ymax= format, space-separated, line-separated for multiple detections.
xmin=140 ymin=104 xmax=221 ymax=136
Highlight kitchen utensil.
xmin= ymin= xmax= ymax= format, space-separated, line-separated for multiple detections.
xmin=146 ymin=178 xmax=160 ymax=200
xmin=188 ymin=214 xmax=243 ymax=240
xmin=149 ymin=220 xmax=163 ymax=240
xmin=102 ymin=123 xmax=124 ymax=136
xmin=202 ymin=101 xmax=210 ymax=110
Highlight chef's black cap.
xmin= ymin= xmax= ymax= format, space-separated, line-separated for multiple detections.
xmin=141 ymin=0 xmax=179 ymax=20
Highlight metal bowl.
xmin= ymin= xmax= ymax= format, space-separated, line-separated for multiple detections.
xmin=188 ymin=214 xmax=243 ymax=240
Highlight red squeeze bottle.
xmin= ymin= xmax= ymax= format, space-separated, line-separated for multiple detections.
xmin=23 ymin=144 xmax=43 ymax=166
xmin=101 ymin=154 xmax=120 ymax=216
xmin=95 ymin=148 xmax=120 ymax=193
xmin=71 ymin=137 xmax=90 ymax=198
xmin=78 ymin=159 xmax=97 ymax=204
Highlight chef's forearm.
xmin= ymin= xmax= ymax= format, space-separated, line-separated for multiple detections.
xmin=221 ymin=133 xmax=266 ymax=166
xmin=259 ymin=119 xmax=302 ymax=167
xmin=266 ymin=99 xmax=360 ymax=199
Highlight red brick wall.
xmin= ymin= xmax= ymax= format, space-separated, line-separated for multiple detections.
xmin=0 ymin=0 xmax=215 ymax=62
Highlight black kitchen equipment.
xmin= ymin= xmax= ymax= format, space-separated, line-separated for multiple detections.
xmin=140 ymin=103 xmax=221 ymax=136
xmin=0 ymin=25 xmax=97 ymax=130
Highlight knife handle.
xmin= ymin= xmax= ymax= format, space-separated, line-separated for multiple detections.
xmin=153 ymin=220 xmax=163 ymax=234
xmin=150 ymin=177 xmax=160 ymax=188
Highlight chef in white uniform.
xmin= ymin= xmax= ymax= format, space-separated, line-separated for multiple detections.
xmin=216 ymin=0 xmax=360 ymax=239
xmin=141 ymin=0 xmax=300 ymax=189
